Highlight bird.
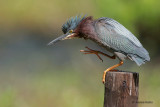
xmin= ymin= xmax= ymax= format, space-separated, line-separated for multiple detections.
xmin=48 ymin=15 xmax=150 ymax=84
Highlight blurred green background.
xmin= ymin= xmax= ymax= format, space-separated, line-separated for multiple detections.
xmin=0 ymin=0 xmax=160 ymax=107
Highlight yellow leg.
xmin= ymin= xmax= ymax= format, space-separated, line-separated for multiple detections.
xmin=102 ymin=61 xmax=123 ymax=84
xmin=80 ymin=46 xmax=116 ymax=62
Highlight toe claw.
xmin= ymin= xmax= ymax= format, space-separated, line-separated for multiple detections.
xmin=102 ymin=79 xmax=105 ymax=84
xmin=80 ymin=50 xmax=85 ymax=52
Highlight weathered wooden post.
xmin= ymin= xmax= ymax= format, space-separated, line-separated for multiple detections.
xmin=104 ymin=71 xmax=139 ymax=107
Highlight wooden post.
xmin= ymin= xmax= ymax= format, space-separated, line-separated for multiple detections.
xmin=104 ymin=71 xmax=139 ymax=107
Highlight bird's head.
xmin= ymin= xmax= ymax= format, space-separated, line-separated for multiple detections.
xmin=48 ymin=15 xmax=86 ymax=45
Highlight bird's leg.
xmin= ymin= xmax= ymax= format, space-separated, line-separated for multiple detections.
xmin=102 ymin=61 xmax=123 ymax=84
xmin=80 ymin=46 xmax=116 ymax=62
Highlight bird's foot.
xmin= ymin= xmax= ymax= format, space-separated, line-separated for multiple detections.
xmin=80 ymin=46 xmax=103 ymax=62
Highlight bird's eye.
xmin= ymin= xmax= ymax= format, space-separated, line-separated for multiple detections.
xmin=69 ymin=30 xmax=73 ymax=33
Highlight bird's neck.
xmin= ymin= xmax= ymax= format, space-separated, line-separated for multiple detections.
xmin=75 ymin=16 xmax=98 ymax=40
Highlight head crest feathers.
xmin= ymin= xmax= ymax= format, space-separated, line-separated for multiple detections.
xmin=62 ymin=15 xmax=86 ymax=34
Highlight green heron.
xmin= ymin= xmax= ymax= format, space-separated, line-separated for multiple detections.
xmin=48 ymin=16 xmax=150 ymax=83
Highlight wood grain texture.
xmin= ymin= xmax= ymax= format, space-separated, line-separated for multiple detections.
xmin=104 ymin=71 xmax=139 ymax=107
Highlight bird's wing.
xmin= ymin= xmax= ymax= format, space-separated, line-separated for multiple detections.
xmin=94 ymin=17 xmax=150 ymax=65
xmin=94 ymin=17 xmax=143 ymax=55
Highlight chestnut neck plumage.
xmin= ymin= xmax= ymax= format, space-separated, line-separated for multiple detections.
xmin=74 ymin=16 xmax=98 ymax=41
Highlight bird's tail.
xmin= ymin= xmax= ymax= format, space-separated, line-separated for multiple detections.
xmin=129 ymin=47 xmax=150 ymax=66
xmin=130 ymin=56 xmax=146 ymax=66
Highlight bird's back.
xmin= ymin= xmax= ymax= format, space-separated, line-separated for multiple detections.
xmin=93 ymin=17 xmax=150 ymax=66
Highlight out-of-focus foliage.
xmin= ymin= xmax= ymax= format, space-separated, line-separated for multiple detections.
xmin=0 ymin=0 xmax=95 ymax=31
xmin=96 ymin=0 xmax=160 ymax=27
xmin=0 ymin=0 xmax=160 ymax=107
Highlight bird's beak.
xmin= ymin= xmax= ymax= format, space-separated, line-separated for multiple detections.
xmin=47 ymin=32 xmax=75 ymax=45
